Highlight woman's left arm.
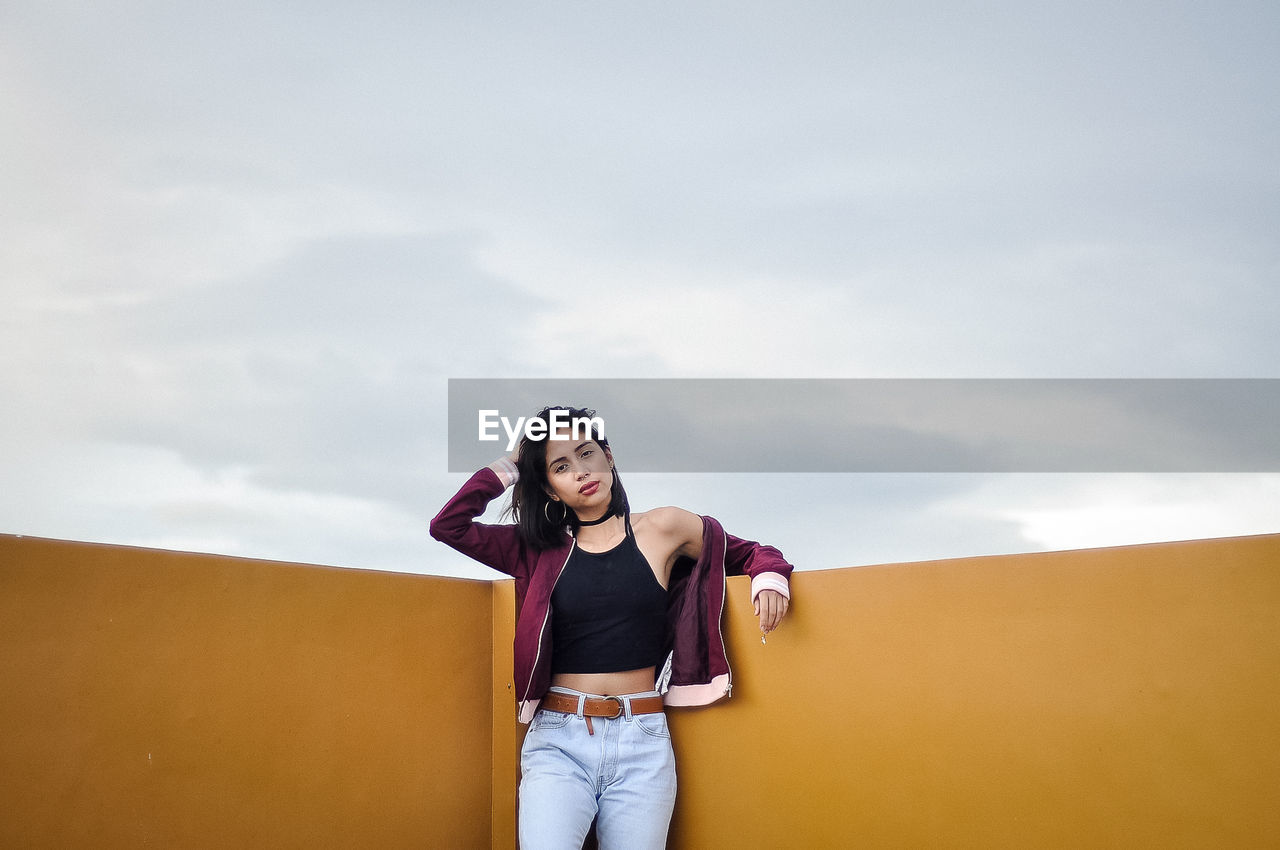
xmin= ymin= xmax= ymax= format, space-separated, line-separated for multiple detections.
xmin=649 ymin=507 xmax=793 ymax=635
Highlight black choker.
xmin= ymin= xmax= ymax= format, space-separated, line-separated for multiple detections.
xmin=576 ymin=509 xmax=615 ymax=527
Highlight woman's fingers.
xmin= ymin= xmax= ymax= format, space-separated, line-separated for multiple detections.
xmin=756 ymin=589 xmax=790 ymax=633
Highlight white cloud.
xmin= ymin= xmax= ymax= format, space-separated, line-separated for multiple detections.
xmin=943 ymin=474 xmax=1280 ymax=553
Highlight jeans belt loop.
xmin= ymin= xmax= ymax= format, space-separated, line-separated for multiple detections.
xmin=575 ymin=693 xmax=586 ymax=718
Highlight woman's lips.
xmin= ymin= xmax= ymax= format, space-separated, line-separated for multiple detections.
xmin=578 ymin=480 xmax=600 ymax=496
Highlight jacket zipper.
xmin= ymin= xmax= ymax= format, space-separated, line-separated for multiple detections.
xmin=519 ymin=542 xmax=575 ymax=710
xmin=717 ymin=527 xmax=732 ymax=697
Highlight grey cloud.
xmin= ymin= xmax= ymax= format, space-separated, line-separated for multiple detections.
xmin=4 ymin=0 xmax=1277 ymax=571
xmin=68 ymin=233 xmax=547 ymax=507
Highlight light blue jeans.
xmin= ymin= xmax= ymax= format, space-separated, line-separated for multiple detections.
xmin=519 ymin=687 xmax=677 ymax=850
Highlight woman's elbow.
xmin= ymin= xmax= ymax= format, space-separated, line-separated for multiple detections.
xmin=428 ymin=515 xmax=453 ymax=543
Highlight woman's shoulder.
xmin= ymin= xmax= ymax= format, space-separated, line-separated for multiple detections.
xmin=632 ymin=506 xmax=706 ymax=537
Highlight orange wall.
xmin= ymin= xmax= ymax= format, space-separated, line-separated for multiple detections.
xmin=0 ymin=535 xmax=509 ymax=848
xmin=5 ymin=532 xmax=1278 ymax=848
xmin=667 ymin=533 xmax=1280 ymax=848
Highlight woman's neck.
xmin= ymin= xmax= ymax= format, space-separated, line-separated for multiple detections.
xmin=573 ymin=515 xmax=626 ymax=552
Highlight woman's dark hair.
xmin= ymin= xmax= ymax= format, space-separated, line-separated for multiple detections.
xmin=507 ymin=405 xmax=629 ymax=549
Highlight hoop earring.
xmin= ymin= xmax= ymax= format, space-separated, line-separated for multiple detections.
xmin=544 ymin=500 xmax=566 ymax=523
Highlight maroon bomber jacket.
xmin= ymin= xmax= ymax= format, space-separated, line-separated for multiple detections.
xmin=429 ymin=467 xmax=794 ymax=722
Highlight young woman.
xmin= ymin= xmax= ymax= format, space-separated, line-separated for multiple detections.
xmin=430 ymin=406 xmax=793 ymax=849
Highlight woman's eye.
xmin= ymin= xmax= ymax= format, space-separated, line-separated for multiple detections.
xmin=581 ymin=449 xmax=593 ymax=458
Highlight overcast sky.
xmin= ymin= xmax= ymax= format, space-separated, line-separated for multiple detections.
xmin=3 ymin=1 xmax=1277 ymax=580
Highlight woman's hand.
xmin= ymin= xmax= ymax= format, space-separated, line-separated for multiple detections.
xmin=489 ymin=446 xmax=522 ymax=488
xmin=754 ymin=588 xmax=789 ymax=635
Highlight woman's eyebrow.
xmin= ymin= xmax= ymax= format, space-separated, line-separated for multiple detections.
xmin=546 ymin=442 xmax=592 ymax=469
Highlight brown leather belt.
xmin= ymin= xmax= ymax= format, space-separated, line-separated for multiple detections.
xmin=539 ymin=691 xmax=665 ymax=718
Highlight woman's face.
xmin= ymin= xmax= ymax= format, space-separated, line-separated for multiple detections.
xmin=543 ymin=436 xmax=614 ymax=518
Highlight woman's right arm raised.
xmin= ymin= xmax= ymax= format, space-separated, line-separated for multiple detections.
xmin=428 ymin=456 xmax=525 ymax=576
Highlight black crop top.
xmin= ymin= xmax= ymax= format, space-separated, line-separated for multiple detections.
xmin=550 ymin=521 xmax=668 ymax=675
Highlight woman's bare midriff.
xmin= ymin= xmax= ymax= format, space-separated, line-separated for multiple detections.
xmin=551 ymin=667 xmax=658 ymax=696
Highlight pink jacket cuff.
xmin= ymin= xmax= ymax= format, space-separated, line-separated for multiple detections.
xmin=487 ymin=458 xmax=519 ymax=488
xmin=750 ymin=571 xmax=791 ymax=603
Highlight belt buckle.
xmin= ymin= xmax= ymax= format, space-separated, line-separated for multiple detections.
xmin=600 ymin=695 xmax=624 ymax=719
